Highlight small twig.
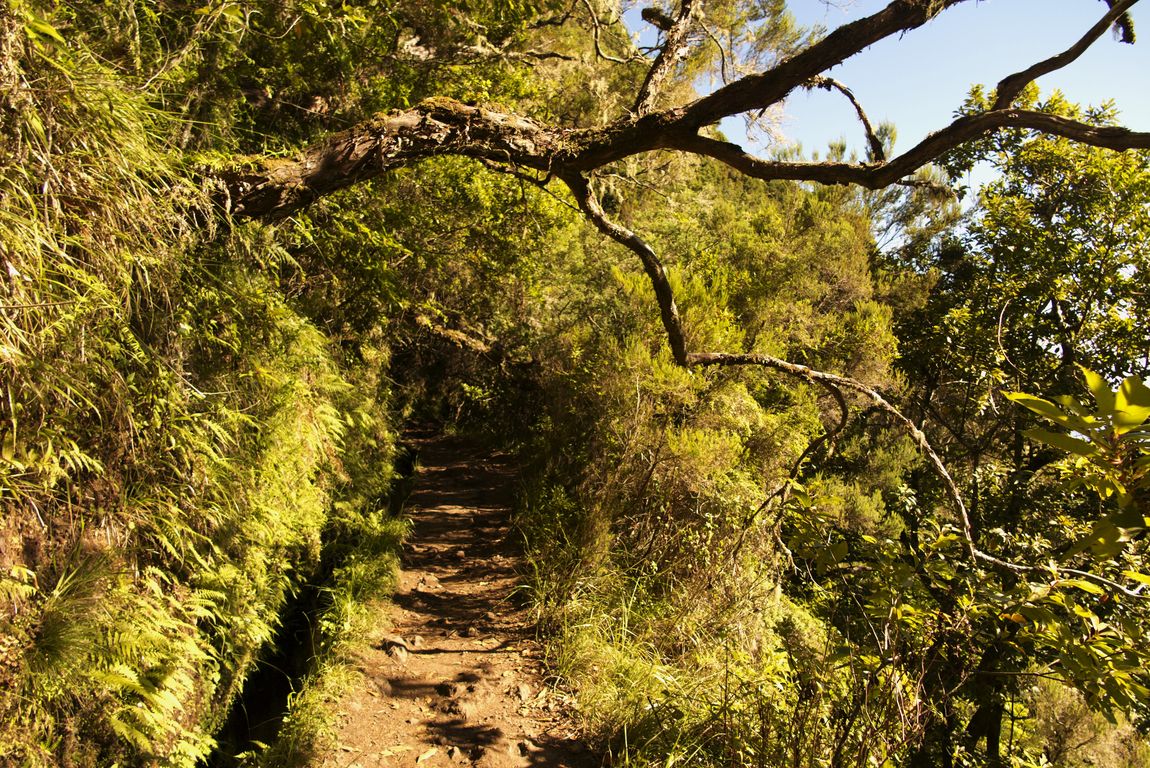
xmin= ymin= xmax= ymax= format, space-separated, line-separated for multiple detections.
xmin=578 ymin=0 xmax=632 ymax=64
xmin=476 ymin=158 xmax=549 ymax=188
xmin=530 ymin=0 xmax=578 ymax=29
xmin=455 ymin=43 xmax=576 ymax=63
xmin=700 ymin=21 xmax=731 ymax=85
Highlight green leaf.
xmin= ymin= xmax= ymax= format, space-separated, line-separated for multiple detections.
xmin=815 ymin=540 xmax=848 ymax=575
xmin=1121 ymin=570 xmax=1150 ymax=586
xmin=1024 ymin=427 xmax=1098 ymax=457
xmin=1018 ymin=604 xmax=1056 ymax=624
xmin=1114 ymin=376 xmax=1150 ymax=433
xmin=788 ymin=480 xmax=811 ymax=508
xmin=1118 ymin=375 xmax=1150 ymax=410
xmin=1057 ymin=578 xmax=1105 ymax=596
xmin=220 ymin=4 xmax=245 ymax=24
xmin=1069 ymin=520 xmax=1126 ymax=558
xmin=1051 ymin=395 xmax=1095 ymax=419
xmin=23 ymin=15 xmax=65 ymax=44
xmin=1004 ymin=392 xmax=1075 ymax=426
xmin=1080 ymin=367 xmax=1116 ymax=415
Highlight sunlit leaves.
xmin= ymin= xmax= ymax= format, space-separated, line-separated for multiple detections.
xmin=1007 ymin=367 xmax=1150 ymax=512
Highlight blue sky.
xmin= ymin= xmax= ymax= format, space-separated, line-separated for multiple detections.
xmin=764 ymin=0 xmax=1150 ymax=162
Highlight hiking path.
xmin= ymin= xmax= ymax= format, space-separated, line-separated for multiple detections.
xmin=316 ymin=436 xmax=594 ymax=768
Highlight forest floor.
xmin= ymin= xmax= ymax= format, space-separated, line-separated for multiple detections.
xmin=314 ymin=436 xmax=595 ymax=768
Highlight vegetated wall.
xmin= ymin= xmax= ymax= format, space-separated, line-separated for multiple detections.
xmin=0 ymin=10 xmax=398 ymax=765
xmin=0 ymin=0 xmax=578 ymax=758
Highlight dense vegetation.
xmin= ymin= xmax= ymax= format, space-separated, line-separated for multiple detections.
xmin=1 ymin=1 xmax=1148 ymax=767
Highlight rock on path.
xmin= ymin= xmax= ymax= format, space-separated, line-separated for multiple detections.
xmin=318 ymin=436 xmax=594 ymax=768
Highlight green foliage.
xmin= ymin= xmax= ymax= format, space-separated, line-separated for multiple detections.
xmin=0 ymin=5 xmax=406 ymax=764
xmin=1007 ymin=368 xmax=1150 ymax=521
xmin=989 ymin=370 xmax=1150 ymax=721
xmin=886 ymin=90 xmax=1150 ymax=765
xmin=509 ymin=153 xmax=914 ymax=767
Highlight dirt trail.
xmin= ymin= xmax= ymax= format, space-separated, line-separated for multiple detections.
xmin=318 ymin=437 xmax=594 ymax=768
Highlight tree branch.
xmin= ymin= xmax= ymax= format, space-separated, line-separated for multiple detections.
xmin=634 ymin=0 xmax=701 ymax=116
xmin=678 ymin=0 xmax=971 ymax=129
xmin=808 ymin=76 xmax=885 ymax=162
xmin=674 ymin=110 xmax=1150 ymax=190
xmin=206 ymin=0 xmax=1150 ymax=598
xmin=992 ymin=0 xmax=1140 ymax=110
xmin=687 ymin=351 xmax=978 ymax=560
xmin=220 ymin=100 xmax=559 ymax=219
xmin=219 ymin=0 xmax=1150 ymax=220
xmin=578 ymin=0 xmax=635 ymax=64
xmin=682 ymin=359 xmax=1148 ymax=598
xmin=454 ymin=44 xmax=577 ymax=63
xmin=562 ymin=173 xmax=688 ymax=365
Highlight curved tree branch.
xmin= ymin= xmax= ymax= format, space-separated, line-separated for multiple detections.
xmin=992 ymin=0 xmax=1140 ymax=110
xmin=808 ymin=76 xmax=885 ymax=162
xmin=220 ymin=100 xmax=560 ymax=219
xmin=562 ymin=172 xmax=688 ymax=365
xmin=700 ymin=20 xmax=733 ymax=85
xmin=219 ymin=0 xmax=1150 ymax=219
xmin=678 ymin=0 xmax=969 ymax=129
xmin=222 ymin=100 xmax=1150 ymax=220
xmin=674 ymin=110 xmax=1150 ymax=190
xmin=687 ymin=351 xmax=979 ymax=560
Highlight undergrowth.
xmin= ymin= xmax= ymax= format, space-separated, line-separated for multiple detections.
xmin=508 ymin=157 xmax=925 ymax=767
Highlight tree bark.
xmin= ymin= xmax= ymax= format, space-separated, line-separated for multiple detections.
xmin=218 ymin=0 xmax=1150 ymax=221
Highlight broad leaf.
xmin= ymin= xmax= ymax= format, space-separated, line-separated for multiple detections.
xmin=1080 ymin=366 xmax=1116 ymax=415
xmin=1114 ymin=376 xmax=1150 ymax=433
xmin=1056 ymin=578 xmax=1106 ymax=596
xmin=1004 ymin=392 xmax=1076 ymax=427
xmin=1024 ymin=427 xmax=1098 ymax=457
